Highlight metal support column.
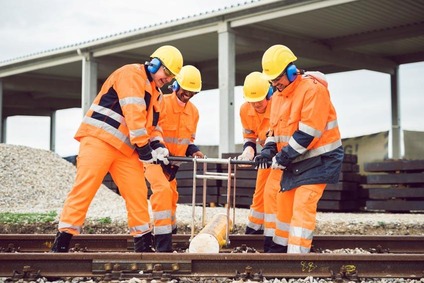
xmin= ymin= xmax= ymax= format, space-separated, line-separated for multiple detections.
xmin=80 ymin=51 xmax=98 ymax=116
xmin=390 ymin=66 xmax=401 ymax=159
xmin=218 ymin=21 xmax=236 ymax=157
xmin=50 ymin=111 xmax=56 ymax=152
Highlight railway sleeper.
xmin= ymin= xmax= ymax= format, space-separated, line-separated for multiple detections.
xmin=10 ymin=265 xmax=41 ymax=281
xmin=93 ymin=260 xmax=191 ymax=279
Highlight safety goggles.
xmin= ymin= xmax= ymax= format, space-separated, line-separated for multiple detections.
xmin=269 ymin=70 xmax=286 ymax=84
xmin=180 ymin=89 xmax=197 ymax=98
xmin=162 ymin=65 xmax=175 ymax=78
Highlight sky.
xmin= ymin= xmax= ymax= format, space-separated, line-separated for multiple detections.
xmin=1 ymin=0 xmax=424 ymax=157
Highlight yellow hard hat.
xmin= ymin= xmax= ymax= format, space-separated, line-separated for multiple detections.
xmin=176 ymin=65 xmax=202 ymax=92
xmin=150 ymin=45 xmax=183 ymax=75
xmin=243 ymin=71 xmax=271 ymax=102
xmin=262 ymin=44 xmax=297 ymax=81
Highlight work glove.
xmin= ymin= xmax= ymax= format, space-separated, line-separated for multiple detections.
xmin=238 ymin=146 xmax=254 ymax=161
xmin=271 ymin=156 xmax=286 ymax=170
xmin=137 ymin=143 xmax=158 ymax=164
xmin=254 ymin=141 xmax=277 ymax=169
xmin=274 ymin=149 xmax=291 ymax=168
xmin=237 ymin=146 xmax=254 ymax=167
xmin=254 ymin=155 xmax=270 ymax=169
xmin=155 ymin=147 xmax=170 ymax=165
xmin=150 ymin=141 xmax=169 ymax=165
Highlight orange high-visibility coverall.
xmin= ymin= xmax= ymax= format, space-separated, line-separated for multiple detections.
xmin=239 ymin=101 xmax=280 ymax=237
xmin=59 ymin=64 xmax=164 ymax=237
xmin=145 ymin=92 xmax=200 ymax=234
xmin=264 ymin=74 xmax=343 ymax=253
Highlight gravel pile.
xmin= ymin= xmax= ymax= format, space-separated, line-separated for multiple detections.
xmin=0 ymin=144 xmax=127 ymax=220
xmin=1 ymin=143 xmax=424 ymax=235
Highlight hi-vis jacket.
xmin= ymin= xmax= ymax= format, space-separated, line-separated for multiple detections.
xmin=75 ymin=64 xmax=164 ymax=155
xmin=162 ymin=93 xmax=200 ymax=157
xmin=239 ymin=100 xmax=272 ymax=153
xmin=263 ymin=74 xmax=344 ymax=191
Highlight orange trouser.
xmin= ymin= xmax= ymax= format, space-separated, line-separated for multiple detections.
xmin=247 ymin=168 xmax=280 ymax=233
xmin=59 ymin=136 xmax=150 ymax=236
xmin=144 ymin=164 xmax=174 ymax=235
xmin=246 ymin=168 xmax=269 ymax=231
xmin=169 ymin=178 xmax=179 ymax=231
xmin=263 ymin=169 xmax=282 ymax=237
xmin=274 ymin=183 xmax=326 ymax=253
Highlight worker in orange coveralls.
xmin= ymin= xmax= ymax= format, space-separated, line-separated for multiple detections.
xmin=255 ymin=44 xmax=344 ymax=253
xmin=51 ymin=45 xmax=183 ymax=253
xmin=144 ymin=65 xmax=204 ymax=252
xmin=237 ymin=71 xmax=282 ymax=252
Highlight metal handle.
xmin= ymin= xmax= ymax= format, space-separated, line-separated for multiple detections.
xmin=167 ymin=156 xmax=256 ymax=166
xmin=166 ymin=156 xmax=197 ymax=162
xmin=166 ymin=156 xmax=275 ymax=167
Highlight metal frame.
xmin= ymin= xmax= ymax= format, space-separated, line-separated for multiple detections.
xmin=168 ymin=156 xmax=253 ymax=246
xmin=191 ymin=157 xmax=235 ymax=246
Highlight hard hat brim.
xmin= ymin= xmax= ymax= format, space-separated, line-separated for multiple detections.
xmin=261 ymin=72 xmax=279 ymax=81
xmin=244 ymin=95 xmax=267 ymax=103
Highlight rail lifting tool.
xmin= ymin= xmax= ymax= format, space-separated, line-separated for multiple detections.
xmin=167 ymin=156 xmax=255 ymax=249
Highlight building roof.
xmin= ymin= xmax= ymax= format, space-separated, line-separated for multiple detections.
xmin=1 ymin=0 xmax=423 ymax=117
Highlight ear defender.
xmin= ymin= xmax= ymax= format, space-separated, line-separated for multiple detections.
xmin=286 ymin=64 xmax=298 ymax=82
xmin=266 ymin=85 xmax=274 ymax=100
xmin=147 ymin=58 xmax=162 ymax=74
xmin=171 ymin=81 xmax=180 ymax=92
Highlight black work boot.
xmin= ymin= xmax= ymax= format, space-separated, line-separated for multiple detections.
xmin=267 ymin=242 xmax=287 ymax=253
xmin=154 ymin=233 xmax=173 ymax=252
xmin=263 ymin=236 xmax=274 ymax=253
xmin=172 ymin=226 xmax=178 ymax=235
xmin=51 ymin=231 xmax=73 ymax=253
xmin=245 ymin=226 xmax=264 ymax=235
xmin=134 ymin=232 xmax=154 ymax=252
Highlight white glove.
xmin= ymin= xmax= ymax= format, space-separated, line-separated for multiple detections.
xmin=237 ymin=146 xmax=254 ymax=161
xmin=155 ymin=147 xmax=169 ymax=165
xmin=237 ymin=146 xmax=254 ymax=167
xmin=140 ymin=149 xmax=158 ymax=164
xmin=271 ymin=156 xmax=286 ymax=170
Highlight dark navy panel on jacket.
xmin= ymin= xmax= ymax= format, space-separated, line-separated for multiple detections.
xmin=280 ymin=145 xmax=344 ymax=191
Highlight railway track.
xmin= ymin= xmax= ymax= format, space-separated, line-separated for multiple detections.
xmin=1 ymin=252 xmax=423 ymax=280
xmin=1 ymin=235 xmax=423 ymax=281
xmin=1 ymin=234 xmax=423 ymax=253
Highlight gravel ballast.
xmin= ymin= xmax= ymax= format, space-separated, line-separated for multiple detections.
xmin=1 ymin=143 xmax=423 ymax=235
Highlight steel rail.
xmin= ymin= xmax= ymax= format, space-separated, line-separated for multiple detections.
xmin=1 ymin=234 xmax=423 ymax=254
xmin=1 ymin=252 xmax=423 ymax=279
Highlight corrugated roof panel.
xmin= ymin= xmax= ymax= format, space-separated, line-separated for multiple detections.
xmin=353 ymin=36 xmax=424 ymax=57
xmin=1 ymin=0 xmax=259 ymax=64
xmin=257 ymin=0 xmax=424 ymax=40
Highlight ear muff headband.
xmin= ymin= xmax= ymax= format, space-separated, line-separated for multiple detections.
xmin=286 ymin=64 xmax=297 ymax=82
xmin=148 ymin=58 xmax=162 ymax=74
xmin=266 ymin=85 xmax=274 ymax=100
xmin=171 ymin=81 xmax=180 ymax=92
